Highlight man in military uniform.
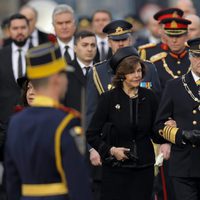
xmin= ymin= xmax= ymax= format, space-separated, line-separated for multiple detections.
xmin=5 ymin=43 xmax=92 ymax=200
xmin=150 ymin=17 xmax=191 ymax=90
xmin=155 ymin=37 xmax=200 ymax=200
xmin=86 ymin=19 xmax=161 ymax=200
xmin=138 ymin=8 xmax=184 ymax=61
xmin=87 ymin=20 xmax=161 ymax=124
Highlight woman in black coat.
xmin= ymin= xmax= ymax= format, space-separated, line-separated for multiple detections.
xmin=86 ymin=47 xmax=161 ymax=200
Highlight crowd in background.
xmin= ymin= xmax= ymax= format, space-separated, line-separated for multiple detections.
xmin=0 ymin=0 xmax=200 ymax=199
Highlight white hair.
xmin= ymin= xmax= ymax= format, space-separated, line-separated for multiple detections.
xmin=52 ymin=4 xmax=75 ymax=23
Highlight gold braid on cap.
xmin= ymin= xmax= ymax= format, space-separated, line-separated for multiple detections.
xmin=109 ymin=27 xmax=132 ymax=36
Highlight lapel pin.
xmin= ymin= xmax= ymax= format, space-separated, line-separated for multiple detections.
xmin=115 ymin=104 xmax=120 ymax=110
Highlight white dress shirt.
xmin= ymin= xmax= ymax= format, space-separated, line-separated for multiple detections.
xmin=96 ymin=35 xmax=109 ymax=56
xmin=30 ymin=29 xmax=39 ymax=47
xmin=57 ymin=37 xmax=75 ymax=60
xmin=12 ymin=42 xmax=29 ymax=81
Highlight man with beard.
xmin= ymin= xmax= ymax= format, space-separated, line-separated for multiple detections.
xmin=0 ymin=13 xmax=30 ymax=158
xmin=0 ymin=13 xmax=30 ymax=199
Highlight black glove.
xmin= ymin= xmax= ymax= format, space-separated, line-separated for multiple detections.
xmin=182 ymin=130 xmax=200 ymax=145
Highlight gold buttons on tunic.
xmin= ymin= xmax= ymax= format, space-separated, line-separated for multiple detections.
xmin=192 ymin=110 xmax=197 ymax=114
xmin=192 ymin=121 xmax=197 ymax=125
xmin=177 ymin=70 xmax=181 ymax=75
xmin=177 ymin=61 xmax=181 ymax=64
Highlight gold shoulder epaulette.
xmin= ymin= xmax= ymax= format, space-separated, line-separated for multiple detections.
xmin=94 ymin=60 xmax=107 ymax=67
xmin=150 ymin=52 xmax=167 ymax=63
xmin=138 ymin=43 xmax=156 ymax=50
xmin=143 ymin=59 xmax=151 ymax=63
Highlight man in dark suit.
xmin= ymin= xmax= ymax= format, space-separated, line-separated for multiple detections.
xmin=155 ymin=37 xmax=200 ymax=200
xmin=19 ymin=5 xmax=50 ymax=47
xmin=63 ymin=30 xmax=97 ymax=112
xmin=91 ymin=10 xmax=113 ymax=63
xmin=0 ymin=13 xmax=30 ymax=199
xmin=0 ymin=13 xmax=30 ymax=125
xmin=52 ymin=4 xmax=77 ymax=64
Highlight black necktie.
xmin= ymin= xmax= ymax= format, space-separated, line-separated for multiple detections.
xmin=100 ymin=41 xmax=106 ymax=61
xmin=29 ymin=36 xmax=33 ymax=48
xmin=64 ymin=46 xmax=72 ymax=64
xmin=18 ymin=49 xmax=23 ymax=78
xmin=84 ymin=66 xmax=90 ymax=77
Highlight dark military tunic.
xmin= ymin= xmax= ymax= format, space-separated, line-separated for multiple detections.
xmin=155 ymin=71 xmax=200 ymax=177
xmin=5 ymin=96 xmax=92 ymax=200
xmin=138 ymin=42 xmax=169 ymax=61
xmin=150 ymin=49 xmax=190 ymax=90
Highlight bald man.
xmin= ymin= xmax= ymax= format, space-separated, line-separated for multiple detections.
xmin=185 ymin=14 xmax=200 ymax=39
xmin=20 ymin=5 xmax=49 ymax=47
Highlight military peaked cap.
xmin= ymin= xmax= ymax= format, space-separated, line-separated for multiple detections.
xmin=161 ymin=17 xmax=191 ymax=36
xmin=103 ymin=20 xmax=132 ymax=41
xmin=154 ymin=8 xmax=184 ymax=22
xmin=187 ymin=37 xmax=200 ymax=56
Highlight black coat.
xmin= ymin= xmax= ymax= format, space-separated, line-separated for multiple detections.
xmin=0 ymin=45 xmax=21 ymax=123
xmin=86 ymin=59 xmax=161 ymax=127
xmin=93 ymin=47 xmax=112 ymax=64
xmin=155 ymin=71 xmax=200 ymax=177
xmin=87 ymin=87 xmax=160 ymax=167
xmin=62 ymin=58 xmax=87 ymax=112
xmin=37 ymin=29 xmax=50 ymax=44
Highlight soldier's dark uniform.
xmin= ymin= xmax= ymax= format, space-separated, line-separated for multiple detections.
xmin=138 ymin=42 xmax=169 ymax=61
xmin=139 ymin=9 xmax=187 ymax=200
xmin=5 ymin=43 xmax=92 ymax=200
xmin=154 ymin=38 xmax=200 ymax=200
xmin=138 ymin=8 xmax=184 ymax=62
xmin=149 ymin=17 xmax=192 ymax=90
xmin=150 ymin=49 xmax=190 ymax=89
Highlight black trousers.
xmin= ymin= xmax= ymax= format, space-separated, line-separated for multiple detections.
xmin=172 ymin=177 xmax=200 ymax=200
xmin=101 ymin=165 xmax=154 ymax=200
